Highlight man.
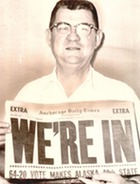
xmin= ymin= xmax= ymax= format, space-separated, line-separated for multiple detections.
xmin=0 ymin=0 xmax=140 ymax=183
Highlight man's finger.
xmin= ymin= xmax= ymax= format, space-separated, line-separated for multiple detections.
xmin=0 ymin=175 xmax=10 ymax=184
xmin=93 ymin=173 xmax=125 ymax=183
xmin=79 ymin=177 xmax=100 ymax=184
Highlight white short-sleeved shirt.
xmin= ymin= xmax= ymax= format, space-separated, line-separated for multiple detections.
xmin=16 ymin=67 xmax=140 ymax=121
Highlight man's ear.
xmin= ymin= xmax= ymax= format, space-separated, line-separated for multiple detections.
xmin=45 ymin=28 xmax=52 ymax=47
xmin=95 ymin=30 xmax=104 ymax=49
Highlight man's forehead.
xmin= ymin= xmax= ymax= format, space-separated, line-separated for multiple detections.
xmin=54 ymin=8 xmax=94 ymax=23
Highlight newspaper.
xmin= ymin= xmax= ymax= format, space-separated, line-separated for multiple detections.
xmin=5 ymin=100 xmax=140 ymax=180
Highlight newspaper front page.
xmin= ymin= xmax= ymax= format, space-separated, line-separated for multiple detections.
xmin=5 ymin=100 xmax=140 ymax=180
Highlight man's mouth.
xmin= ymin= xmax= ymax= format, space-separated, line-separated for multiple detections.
xmin=66 ymin=47 xmax=80 ymax=50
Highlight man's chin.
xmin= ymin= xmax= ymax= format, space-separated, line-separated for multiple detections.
xmin=65 ymin=59 xmax=81 ymax=66
xmin=64 ymin=55 xmax=82 ymax=64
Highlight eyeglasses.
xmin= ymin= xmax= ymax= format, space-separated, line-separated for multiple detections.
xmin=50 ymin=22 xmax=98 ymax=37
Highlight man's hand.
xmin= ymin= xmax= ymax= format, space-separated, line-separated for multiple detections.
xmin=0 ymin=175 xmax=10 ymax=184
xmin=79 ymin=173 xmax=126 ymax=184
xmin=0 ymin=122 xmax=11 ymax=146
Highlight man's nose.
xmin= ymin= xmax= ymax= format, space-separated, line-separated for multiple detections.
xmin=66 ymin=27 xmax=80 ymax=41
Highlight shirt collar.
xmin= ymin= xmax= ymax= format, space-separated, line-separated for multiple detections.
xmin=49 ymin=67 xmax=58 ymax=82
xmin=50 ymin=66 xmax=95 ymax=83
xmin=46 ymin=66 xmax=97 ymax=100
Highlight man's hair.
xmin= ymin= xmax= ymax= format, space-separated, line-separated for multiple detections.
xmin=49 ymin=0 xmax=99 ymax=29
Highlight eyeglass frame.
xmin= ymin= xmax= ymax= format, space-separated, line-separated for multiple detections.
xmin=49 ymin=22 xmax=99 ymax=36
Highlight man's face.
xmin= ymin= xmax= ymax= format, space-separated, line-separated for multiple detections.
xmin=49 ymin=8 xmax=100 ymax=70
